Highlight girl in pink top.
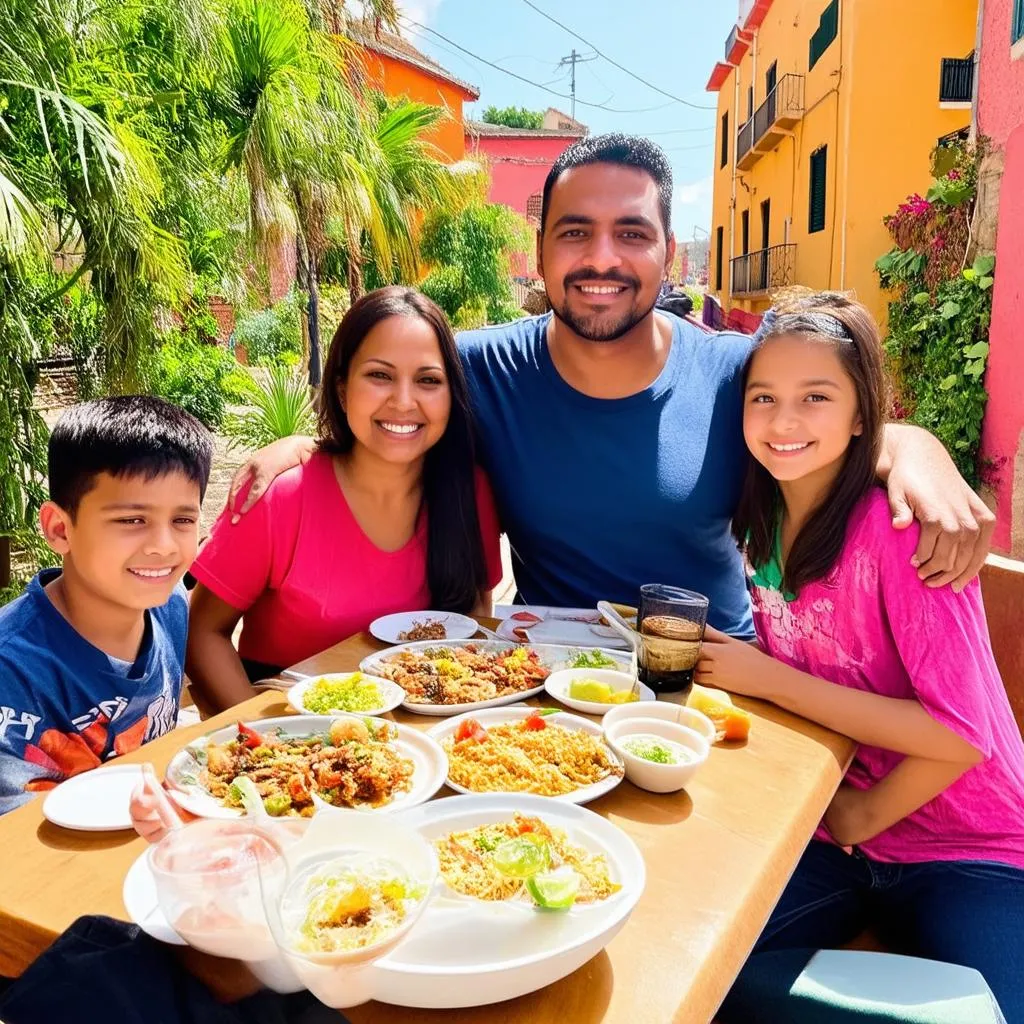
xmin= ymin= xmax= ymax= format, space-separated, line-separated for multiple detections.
xmin=187 ymin=288 xmax=503 ymax=711
xmin=698 ymin=294 xmax=1024 ymax=1021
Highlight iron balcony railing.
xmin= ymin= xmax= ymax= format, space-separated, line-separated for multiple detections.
xmin=939 ymin=55 xmax=975 ymax=103
xmin=730 ymin=243 xmax=796 ymax=297
xmin=725 ymin=23 xmax=740 ymax=62
xmin=736 ymin=74 xmax=804 ymax=165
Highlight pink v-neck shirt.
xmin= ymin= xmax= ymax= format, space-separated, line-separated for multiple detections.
xmin=751 ymin=488 xmax=1024 ymax=869
xmin=191 ymin=453 xmax=503 ymax=669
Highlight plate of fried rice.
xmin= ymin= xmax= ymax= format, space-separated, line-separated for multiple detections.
xmin=164 ymin=715 xmax=448 ymax=819
xmin=361 ymin=641 xmax=631 ymax=717
xmin=365 ymin=793 xmax=645 ymax=1008
xmin=426 ymin=707 xmax=625 ymax=805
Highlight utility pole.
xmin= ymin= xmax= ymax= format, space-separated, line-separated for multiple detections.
xmin=557 ymin=49 xmax=597 ymax=120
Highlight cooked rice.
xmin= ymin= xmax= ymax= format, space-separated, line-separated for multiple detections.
xmin=442 ymin=721 xmax=623 ymax=796
xmin=435 ymin=813 xmax=621 ymax=903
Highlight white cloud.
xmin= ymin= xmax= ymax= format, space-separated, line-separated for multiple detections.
xmin=399 ymin=0 xmax=443 ymax=26
xmin=675 ymin=175 xmax=713 ymax=206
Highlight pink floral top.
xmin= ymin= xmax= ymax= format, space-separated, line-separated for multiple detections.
xmin=750 ymin=487 xmax=1024 ymax=869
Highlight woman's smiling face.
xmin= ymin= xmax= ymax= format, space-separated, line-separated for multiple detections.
xmin=339 ymin=314 xmax=451 ymax=465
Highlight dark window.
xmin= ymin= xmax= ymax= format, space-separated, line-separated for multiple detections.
xmin=766 ymin=61 xmax=778 ymax=96
xmin=715 ymin=226 xmax=724 ymax=291
xmin=809 ymin=0 xmax=839 ymax=70
xmin=741 ymin=210 xmax=750 ymax=255
xmin=809 ymin=146 xmax=828 ymax=233
xmin=748 ymin=86 xmax=754 ymax=119
xmin=1014 ymin=0 xmax=1024 ymax=43
xmin=761 ymin=199 xmax=771 ymax=249
xmin=720 ymin=112 xmax=729 ymax=168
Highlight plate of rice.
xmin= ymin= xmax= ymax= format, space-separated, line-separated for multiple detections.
xmin=426 ymin=706 xmax=625 ymax=805
xmin=287 ymin=672 xmax=405 ymax=717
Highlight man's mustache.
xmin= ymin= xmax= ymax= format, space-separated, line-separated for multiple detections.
xmin=563 ymin=269 xmax=640 ymax=290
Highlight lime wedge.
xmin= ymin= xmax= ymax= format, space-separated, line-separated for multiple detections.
xmin=492 ymin=837 xmax=550 ymax=879
xmin=526 ymin=866 xmax=580 ymax=910
xmin=569 ymin=679 xmax=614 ymax=702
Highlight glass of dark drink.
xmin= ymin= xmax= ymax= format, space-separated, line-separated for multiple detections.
xmin=636 ymin=585 xmax=709 ymax=696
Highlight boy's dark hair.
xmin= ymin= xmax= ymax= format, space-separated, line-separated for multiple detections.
xmin=49 ymin=395 xmax=214 ymax=515
xmin=541 ymin=133 xmax=674 ymax=236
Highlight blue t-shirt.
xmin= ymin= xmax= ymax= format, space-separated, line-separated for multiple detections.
xmin=459 ymin=313 xmax=755 ymax=636
xmin=0 ymin=569 xmax=187 ymax=814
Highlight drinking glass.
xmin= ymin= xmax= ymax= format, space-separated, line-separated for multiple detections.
xmin=636 ymin=585 xmax=709 ymax=696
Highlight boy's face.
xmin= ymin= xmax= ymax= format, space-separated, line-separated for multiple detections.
xmin=41 ymin=470 xmax=202 ymax=611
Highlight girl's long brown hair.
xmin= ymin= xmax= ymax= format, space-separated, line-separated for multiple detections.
xmin=731 ymin=292 xmax=887 ymax=597
xmin=318 ymin=286 xmax=487 ymax=612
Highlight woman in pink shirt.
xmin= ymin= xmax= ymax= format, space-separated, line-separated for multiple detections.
xmin=186 ymin=287 xmax=503 ymax=711
xmin=697 ymin=294 xmax=1024 ymax=1021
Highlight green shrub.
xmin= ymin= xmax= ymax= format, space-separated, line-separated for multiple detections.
xmin=148 ymin=333 xmax=236 ymax=429
xmin=233 ymin=291 xmax=304 ymax=367
xmin=223 ymin=366 xmax=316 ymax=450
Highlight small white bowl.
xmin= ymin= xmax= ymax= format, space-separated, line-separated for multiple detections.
xmin=601 ymin=701 xmax=717 ymax=745
xmin=544 ymin=667 xmax=655 ymax=716
xmin=287 ymin=673 xmax=405 ymax=717
xmin=604 ymin=718 xmax=710 ymax=794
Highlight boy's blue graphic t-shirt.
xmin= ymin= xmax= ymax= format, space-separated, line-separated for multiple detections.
xmin=0 ymin=570 xmax=187 ymax=814
xmin=458 ymin=313 xmax=755 ymax=637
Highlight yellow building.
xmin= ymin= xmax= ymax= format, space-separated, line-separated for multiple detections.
xmin=705 ymin=0 xmax=977 ymax=328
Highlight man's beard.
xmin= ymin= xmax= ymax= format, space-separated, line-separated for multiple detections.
xmin=550 ymin=294 xmax=657 ymax=342
xmin=548 ymin=269 xmax=656 ymax=342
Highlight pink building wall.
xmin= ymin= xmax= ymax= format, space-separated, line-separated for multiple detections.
xmin=466 ymin=131 xmax=583 ymax=277
xmin=977 ymin=0 xmax=1024 ymax=554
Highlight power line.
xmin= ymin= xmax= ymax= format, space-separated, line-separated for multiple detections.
xmin=399 ymin=16 xmax=678 ymax=114
xmin=557 ymin=48 xmax=597 ymax=119
xmin=518 ymin=0 xmax=717 ymax=112
xmin=644 ymin=126 xmax=713 ymax=137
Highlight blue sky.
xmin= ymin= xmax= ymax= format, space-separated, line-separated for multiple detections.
xmin=397 ymin=0 xmax=736 ymax=241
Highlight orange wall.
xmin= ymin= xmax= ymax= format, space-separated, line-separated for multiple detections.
xmin=358 ymin=49 xmax=469 ymax=161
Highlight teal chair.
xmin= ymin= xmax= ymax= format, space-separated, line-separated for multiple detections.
xmin=718 ymin=949 xmax=1007 ymax=1023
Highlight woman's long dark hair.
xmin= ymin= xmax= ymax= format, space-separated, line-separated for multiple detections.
xmin=732 ymin=292 xmax=887 ymax=597
xmin=318 ymin=286 xmax=487 ymax=612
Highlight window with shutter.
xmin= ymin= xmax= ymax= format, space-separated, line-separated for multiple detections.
xmin=809 ymin=147 xmax=827 ymax=233
xmin=1014 ymin=0 xmax=1024 ymax=43
xmin=809 ymin=1 xmax=839 ymax=70
xmin=715 ymin=227 xmax=724 ymax=291
xmin=720 ymin=112 xmax=729 ymax=168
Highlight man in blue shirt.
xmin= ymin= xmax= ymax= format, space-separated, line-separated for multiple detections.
xmin=229 ymin=135 xmax=994 ymax=635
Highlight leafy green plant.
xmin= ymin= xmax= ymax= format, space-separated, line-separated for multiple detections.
xmin=224 ymin=366 xmax=316 ymax=450
xmin=233 ymin=291 xmax=304 ymax=368
xmin=148 ymin=330 xmax=237 ymax=429
xmin=876 ymin=142 xmax=993 ymax=487
xmin=481 ymin=106 xmax=544 ymax=130
xmin=419 ymin=201 xmax=530 ymax=327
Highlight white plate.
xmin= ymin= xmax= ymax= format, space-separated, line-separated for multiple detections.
xmin=123 ymin=848 xmax=185 ymax=945
xmin=286 ymin=673 xmax=405 ymax=717
xmin=369 ymin=611 xmax=479 ymax=645
xmin=42 ymin=763 xmax=144 ymax=832
xmin=427 ymin=707 xmax=624 ymax=806
xmin=164 ymin=715 xmax=448 ymax=819
xmin=361 ymin=641 xmax=632 ymax=718
xmin=122 ymin=793 xmax=646 ymax=1010
xmin=373 ymin=793 xmax=645 ymax=1007
xmin=544 ymin=668 xmax=656 ymax=716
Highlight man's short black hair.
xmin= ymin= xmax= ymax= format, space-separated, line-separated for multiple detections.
xmin=541 ymin=133 xmax=674 ymax=237
xmin=49 ymin=395 xmax=214 ymax=515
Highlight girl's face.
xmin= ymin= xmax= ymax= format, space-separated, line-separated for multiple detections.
xmin=743 ymin=334 xmax=863 ymax=485
xmin=340 ymin=314 xmax=451 ymax=465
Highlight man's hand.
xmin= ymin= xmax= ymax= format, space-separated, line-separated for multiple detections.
xmin=882 ymin=424 xmax=995 ymax=592
xmin=226 ymin=435 xmax=316 ymax=522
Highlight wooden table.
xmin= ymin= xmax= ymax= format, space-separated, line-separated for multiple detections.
xmin=0 ymin=630 xmax=854 ymax=1023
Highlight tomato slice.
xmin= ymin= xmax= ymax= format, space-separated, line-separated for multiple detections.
xmin=455 ymin=718 xmax=487 ymax=743
xmin=237 ymin=722 xmax=263 ymax=749
xmin=522 ymin=712 xmax=547 ymax=731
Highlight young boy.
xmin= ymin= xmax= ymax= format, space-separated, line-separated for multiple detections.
xmin=0 ymin=395 xmax=212 ymax=815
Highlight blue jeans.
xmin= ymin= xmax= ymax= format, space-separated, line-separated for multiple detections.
xmin=719 ymin=840 xmax=1024 ymax=1023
